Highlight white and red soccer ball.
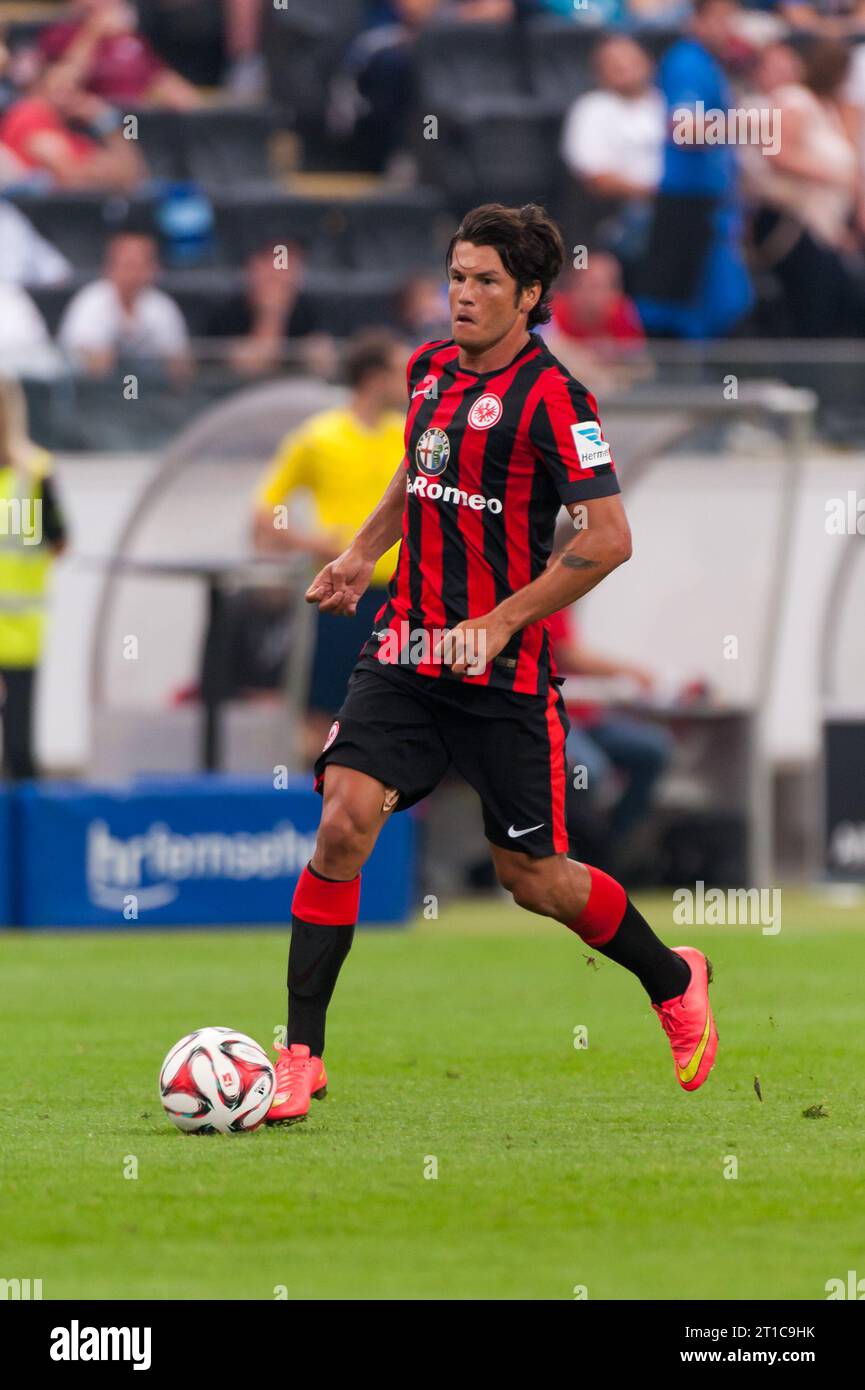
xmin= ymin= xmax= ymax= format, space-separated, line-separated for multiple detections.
xmin=159 ymin=1027 xmax=275 ymax=1134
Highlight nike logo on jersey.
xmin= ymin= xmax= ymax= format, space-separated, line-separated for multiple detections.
xmin=507 ymin=823 xmax=545 ymax=838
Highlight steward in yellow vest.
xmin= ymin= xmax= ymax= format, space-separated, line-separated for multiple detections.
xmin=0 ymin=379 xmax=67 ymax=778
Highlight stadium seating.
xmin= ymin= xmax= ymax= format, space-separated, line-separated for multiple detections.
xmin=27 ymin=278 xmax=91 ymax=336
xmin=210 ymin=192 xmax=350 ymax=269
xmin=264 ymin=0 xmax=365 ymax=162
xmin=411 ymin=19 xmax=578 ymax=209
xmin=523 ymin=19 xmax=597 ymax=113
xmin=158 ymin=267 xmax=404 ymax=339
xmin=634 ymin=26 xmax=681 ymax=62
xmin=334 ymin=189 xmax=449 ymax=272
xmin=298 ymin=269 xmax=404 ymax=335
xmin=129 ymin=107 xmax=278 ymax=188
xmin=212 ymin=185 xmax=446 ymax=271
xmin=10 ymin=181 xmax=445 ymax=340
xmin=136 ymin=0 xmax=225 ymax=86
xmin=28 ymin=268 xmax=404 ymax=341
xmin=8 ymin=184 xmax=446 ymax=275
xmin=416 ymin=96 xmax=565 ymax=211
xmin=415 ymin=20 xmax=532 ymax=112
xmin=408 ymin=18 xmax=680 ymax=211
xmin=8 ymin=191 xmax=158 ymax=271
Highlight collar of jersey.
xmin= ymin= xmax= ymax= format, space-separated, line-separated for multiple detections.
xmin=450 ymin=335 xmax=540 ymax=381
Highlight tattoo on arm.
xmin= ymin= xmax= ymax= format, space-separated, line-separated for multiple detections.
xmin=561 ymin=552 xmax=601 ymax=571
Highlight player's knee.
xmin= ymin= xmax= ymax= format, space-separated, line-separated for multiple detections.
xmin=316 ymin=796 xmax=374 ymax=876
xmin=499 ymin=859 xmax=556 ymax=917
xmin=512 ymin=882 xmax=557 ymax=917
xmin=494 ymin=855 xmax=521 ymax=897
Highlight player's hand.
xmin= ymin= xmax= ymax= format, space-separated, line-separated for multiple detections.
xmin=434 ymin=613 xmax=511 ymax=677
xmin=305 ymin=545 xmax=375 ymax=617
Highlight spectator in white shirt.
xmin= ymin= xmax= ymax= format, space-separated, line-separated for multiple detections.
xmin=561 ymin=36 xmax=665 ymax=272
xmin=58 ymin=231 xmax=193 ymax=381
xmin=0 ymin=199 xmax=71 ymax=286
xmin=0 ymin=281 xmax=58 ymax=376
xmin=562 ymin=37 xmax=664 ymax=197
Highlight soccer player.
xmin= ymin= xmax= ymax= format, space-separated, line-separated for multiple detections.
xmin=266 ymin=203 xmax=718 ymax=1123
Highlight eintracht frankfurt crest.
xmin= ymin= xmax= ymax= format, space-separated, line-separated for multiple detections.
xmin=468 ymin=393 xmax=502 ymax=430
xmin=415 ymin=427 xmax=450 ymax=476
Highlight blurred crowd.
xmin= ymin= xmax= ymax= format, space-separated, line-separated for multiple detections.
xmin=346 ymin=0 xmax=865 ymax=338
xmin=0 ymin=1 xmax=779 ymax=871
xmin=0 ymin=0 xmax=865 ymax=374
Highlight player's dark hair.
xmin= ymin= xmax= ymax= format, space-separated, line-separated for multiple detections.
xmin=343 ymin=328 xmax=403 ymax=389
xmin=446 ymin=203 xmax=566 ymax=329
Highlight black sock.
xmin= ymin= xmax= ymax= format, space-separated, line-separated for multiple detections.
xmin=596 ymin=899 xmax=691 ymax=1006
xmin=287 ymin=866 xmax=355 ymax=1059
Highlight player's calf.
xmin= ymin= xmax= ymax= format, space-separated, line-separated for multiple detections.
xmin=270 ymin=765 xmax=398 ymax=1126
xmin=493 ymin=849 xmax=586 ymax=921
xmin=492 ymin=849 xmax=718 ymax=1091
xmin=565 ymin=863 xmax=718 ymax=1090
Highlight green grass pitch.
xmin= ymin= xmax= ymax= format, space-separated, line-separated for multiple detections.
xmin=1 ymin=890 xmax=864 ymax=1301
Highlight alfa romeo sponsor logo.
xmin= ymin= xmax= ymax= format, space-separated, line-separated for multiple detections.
xmin=415 ymin=427 xmax=450 ymax=476
xmin=468 ymin=393 xmax=502 ymax=430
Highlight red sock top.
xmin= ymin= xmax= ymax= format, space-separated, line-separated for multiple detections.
xmin=569 ymin=864 xmax=627 ymax=947
xmin=292 ymin=864 xmax=361 ymax=926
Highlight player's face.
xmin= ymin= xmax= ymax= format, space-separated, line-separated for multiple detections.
xmin=448 ymin=241 xmax=538 ymax=353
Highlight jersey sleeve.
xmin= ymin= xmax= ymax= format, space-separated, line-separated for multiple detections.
xmin=529 ymin=371 xmax=621 ymax=504
xmin=405 ymin=338 xmax=450 ymax=400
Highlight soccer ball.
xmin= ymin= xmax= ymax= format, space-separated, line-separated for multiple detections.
xmin=159 ymin=1027 xmax=275 ymax=1134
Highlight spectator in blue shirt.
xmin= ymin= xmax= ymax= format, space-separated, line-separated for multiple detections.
xmin=635 ymin=0 xmax=754 ymax=338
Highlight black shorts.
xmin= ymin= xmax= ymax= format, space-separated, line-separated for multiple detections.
xmin=313 ymin=658 xmax=571 ymax=859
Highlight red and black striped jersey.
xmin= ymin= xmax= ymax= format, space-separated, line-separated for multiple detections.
xmin=363 ymin=333 xmax=621 ymax=696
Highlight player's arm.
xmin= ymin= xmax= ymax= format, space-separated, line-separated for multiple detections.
xmin=499 ymin=493 xmax=630 ymax=626
xmin=305 ymin=459 xmax=406 ymax=616
xmin=446 ymin=373 xmax=630 ymax=674
xmin=447 ymin=495 xmax=631 ymax=674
